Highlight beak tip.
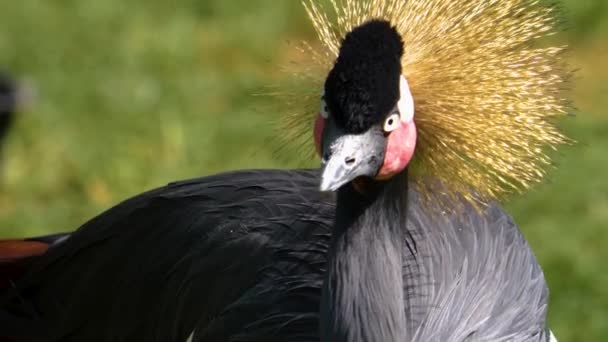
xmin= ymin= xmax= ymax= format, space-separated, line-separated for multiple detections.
xmin=319 ymin=176 xmax=340 ymax=192
xmin=319 ymin=181 xmax=332 ymax=192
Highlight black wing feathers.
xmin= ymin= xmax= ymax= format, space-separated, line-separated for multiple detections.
xmin=0 ymin=169 xmax=548 ymax=341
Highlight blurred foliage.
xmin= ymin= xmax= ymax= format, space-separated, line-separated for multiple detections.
xmin=0 ymin=0 xmax=606 ymax=341
xmin=559 ymin=0 xmax=608 ymax=40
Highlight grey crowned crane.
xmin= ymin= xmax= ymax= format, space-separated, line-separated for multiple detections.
xmin=0 ymin=1 xmax=569 ymax=341
xmin=0 ymin=73 xmax=17 ymax=160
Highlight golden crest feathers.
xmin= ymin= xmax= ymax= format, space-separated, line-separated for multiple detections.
xmin=272 ymin=0 xmax=571 ymax=207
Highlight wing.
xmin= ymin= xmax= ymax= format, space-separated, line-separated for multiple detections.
xmin=405 ymin=190 xmax=550 ymax=342
xmin=0 ymin=169 xmax=335 ymax=342
xmin=0 ymin=169 xmax=551 ymax=342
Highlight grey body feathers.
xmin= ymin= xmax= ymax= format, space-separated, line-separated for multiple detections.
xmin=406 ymin=190 xmax=549 ymax=341
xmin=0 ymin=169 xmax=550 ymax=341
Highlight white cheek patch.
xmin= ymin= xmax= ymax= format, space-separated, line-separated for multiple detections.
xmin=398 ymin=75 xmax=415 ymax=123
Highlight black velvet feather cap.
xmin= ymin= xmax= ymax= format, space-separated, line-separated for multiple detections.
xmin=324 ymin=20 xmax=404 ymax=134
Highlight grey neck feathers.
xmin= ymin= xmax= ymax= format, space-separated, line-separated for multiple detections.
xmin=321 ymin=172 xmax=408 ymax=342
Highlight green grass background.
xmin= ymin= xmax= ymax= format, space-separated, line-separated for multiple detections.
xmin=0 ymin=1 xmax=606 ymax=340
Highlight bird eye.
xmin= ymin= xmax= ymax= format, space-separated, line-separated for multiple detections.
xmin=383 ymin=113 xmax=400 ymax=132
xmin=320 ymin=96 xmax=330 ymax=119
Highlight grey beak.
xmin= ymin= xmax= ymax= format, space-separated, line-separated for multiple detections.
xmin=320 ymin=122 xmax=386 ymax=192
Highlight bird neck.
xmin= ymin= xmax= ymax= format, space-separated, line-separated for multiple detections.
xmin=321 ymin=171 xmax=408 ymax=342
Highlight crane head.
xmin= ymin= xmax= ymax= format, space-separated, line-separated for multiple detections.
xmin=316 ymin=20 xmax=416 ymax=192
xmin=270 ymin=0 xmax=570 ymax=206
xmin=0 ymin=73 xmax=17 ymax=145
xmin=0 ymin=73 xmax=16 ymax=114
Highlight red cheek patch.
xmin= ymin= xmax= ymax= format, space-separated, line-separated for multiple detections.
xmin=314 ymin=115 xmax=325 ymax=156
xmin=376 ymin=121 xmax=417 ymax=179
